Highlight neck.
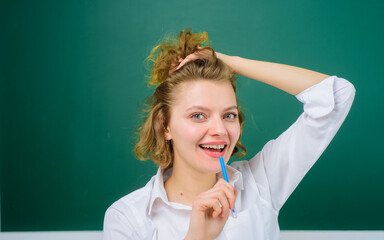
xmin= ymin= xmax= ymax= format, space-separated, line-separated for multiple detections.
xmin=164 ymin=160 xmax=217 ymax=207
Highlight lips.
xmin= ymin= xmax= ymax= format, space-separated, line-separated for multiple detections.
xmin=198 ymin=142 xmax=228 ymax=158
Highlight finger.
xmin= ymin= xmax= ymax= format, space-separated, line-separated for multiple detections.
xmin=200 ymin=188 xmax=232 ymax=218
xmin=216 ymin=192 xmax=230 ymax=217
xmin=210 ymin=198 xmax=223 ymax=218
xmin=175 ymin=53 xmax=201 ymax=70
xmin=168 ymin=56 xmax=187 ymax=75
xmin=215 ymin=179 xmax=237 ymax=210
xmin=197 ymin=189 xmax=230 ymax=218
xmin=220 ymin=206 xmax=230 ymax=219
xmin=193 ymin=196 xmax=222 ymax=218
xmin=199 ymin=190 xmax=229 ymax=214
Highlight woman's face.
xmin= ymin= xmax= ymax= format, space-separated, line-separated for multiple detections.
xmin=165 ymin=79 xmax=241 ymax=174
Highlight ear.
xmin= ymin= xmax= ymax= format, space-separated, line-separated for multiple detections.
xmin=164 ymin=126 xmax=172 ymax=140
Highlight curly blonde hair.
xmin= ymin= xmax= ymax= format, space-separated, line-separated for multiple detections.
xmin=134 ymin=27 xmax=246 ymax=169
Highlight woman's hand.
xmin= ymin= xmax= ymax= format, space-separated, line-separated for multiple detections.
xmin=184 ymin=179 xmax=238 ymax=240
xmin=215 ymin=52 xmax=238 ymax=75
xmin=168 ymin=47 xmax=238 ymax=76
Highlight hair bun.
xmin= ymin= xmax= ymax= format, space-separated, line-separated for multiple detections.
xmin=144 ymin=27 xmax=214 ymax=86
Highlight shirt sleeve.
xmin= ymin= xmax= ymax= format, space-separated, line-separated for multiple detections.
xmin=248 ymin=75 xmax=356 ymax=212
xmin=103 ymin=206 xmax=141 ymax=240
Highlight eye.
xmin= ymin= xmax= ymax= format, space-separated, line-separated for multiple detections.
xmin=224 ymin=113 xmax=237 ymax=119
xmin=192 ymin=113 xmax=205 ymax=120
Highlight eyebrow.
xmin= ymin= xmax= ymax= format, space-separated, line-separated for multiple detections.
xmin=185 ymin=105 xmax=238 ymax=112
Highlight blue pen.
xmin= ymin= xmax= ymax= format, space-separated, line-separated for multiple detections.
xmin=219 ymin=156 xmax=237 ymax=218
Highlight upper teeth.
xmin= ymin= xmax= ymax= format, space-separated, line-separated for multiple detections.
xmin=200 ymin=144 xmax=225 ymax=149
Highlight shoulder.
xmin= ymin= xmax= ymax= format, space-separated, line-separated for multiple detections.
xmin=103 ymin=175 xmax=157 ymax=237
xmin=229 ymin=159 xmax=257 ymax=184
xmin=229 ymin=159 xmax=251 ymax=172
xmin=106 ymin=175 xmax=155 ymax=219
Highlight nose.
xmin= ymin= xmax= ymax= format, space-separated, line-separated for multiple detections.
xmin=208 ymin=116 xmax=227 ymax=136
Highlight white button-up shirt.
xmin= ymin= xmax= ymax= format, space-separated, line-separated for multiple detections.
xmin=103 ymin=75 xmax=356 ymax=240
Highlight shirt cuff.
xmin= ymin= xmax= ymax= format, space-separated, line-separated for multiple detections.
xmin=295 ymin=75 xmax=336 ymax=118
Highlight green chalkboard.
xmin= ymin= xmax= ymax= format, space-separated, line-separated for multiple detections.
xmin=1 ymin=0 xmax=383 ymax=231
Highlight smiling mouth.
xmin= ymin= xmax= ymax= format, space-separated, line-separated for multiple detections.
xmin=198 ymin=144 xmax=227 ymax=153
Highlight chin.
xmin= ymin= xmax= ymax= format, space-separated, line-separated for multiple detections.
xmin=195 ymin=149 xmax=232 ymax=174
xmin=200 ymin=161 xmax=222 ymax=174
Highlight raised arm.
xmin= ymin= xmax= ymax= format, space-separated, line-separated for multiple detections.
xmin=216 ymin=52 xmax=330 ymax=95
xmin=216 ymin=52 xmax=356 ymax=211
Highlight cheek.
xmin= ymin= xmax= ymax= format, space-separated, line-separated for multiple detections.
xmin=177 ymin=122 xmax=206 ymax=144
xmin=229 ymin=123 xmax=241 ymax=143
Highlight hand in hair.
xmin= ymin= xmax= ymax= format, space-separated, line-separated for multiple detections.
xmin=168 ymin=46 xmax=213 ymax=76
xmin=169 ymin=46 xmax=238 ymax=76
xmin=168 ymin=53 xmax=200 ymax=75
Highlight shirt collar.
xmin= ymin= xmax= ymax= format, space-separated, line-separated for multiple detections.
xmin=147 ymin=167 xmax=170 ymax=215
xmin=216 ymin=164 xmax=244 ymax=191
xmin=147 ymin=164 xmax=244 ymax=216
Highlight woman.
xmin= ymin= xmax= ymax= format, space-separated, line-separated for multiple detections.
xmin=103 ymin=27 xmax=355 ymax=240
